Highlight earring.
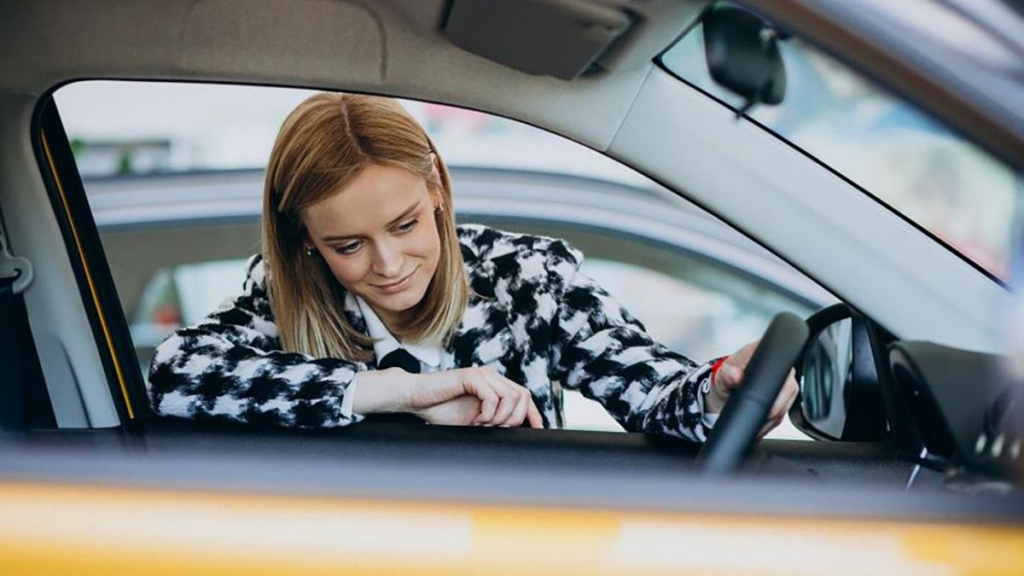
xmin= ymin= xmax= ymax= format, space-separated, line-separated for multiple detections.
xmin=434 ymin=204 xmax=445 ymax=214
xmin=304 ymin=246 xmax=317 ymax=257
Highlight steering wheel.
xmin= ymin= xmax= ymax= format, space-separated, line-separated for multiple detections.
xmin=696 ymin=311 xmax=809 ymax=475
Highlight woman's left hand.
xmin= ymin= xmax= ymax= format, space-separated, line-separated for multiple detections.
xmin=705 ymin=340 xmax=799 ymax=438
xmin=416 ymin=395 xmax=484 ymax=426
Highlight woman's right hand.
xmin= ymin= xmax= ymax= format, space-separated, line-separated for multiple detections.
xmin=407 ymin=367 xmax=544 ymax=428
xmin=351 ymin=366 xmax=543 ymax=428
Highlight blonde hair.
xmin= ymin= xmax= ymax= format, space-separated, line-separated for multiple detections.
xmin=262 ymin=92 xmax=468 ymax=362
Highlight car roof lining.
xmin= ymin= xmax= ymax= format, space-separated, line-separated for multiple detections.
xmin=0 ymin=0 xmax=708 ymax=153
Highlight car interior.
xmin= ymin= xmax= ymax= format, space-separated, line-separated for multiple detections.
xmin=1 ymin=0 xmax=1022 ymax=521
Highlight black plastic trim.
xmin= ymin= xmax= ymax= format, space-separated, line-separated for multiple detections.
xmin=33 ymin=99 xmax=149 ymax=429
xmin=844 ymin=314 xmax=887 ymax=441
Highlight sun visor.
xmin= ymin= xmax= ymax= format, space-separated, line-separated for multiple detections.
xmin=443 ymin=0 xmax=632 ymax=80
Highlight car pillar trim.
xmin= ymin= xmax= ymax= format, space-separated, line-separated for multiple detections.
xmin=41 ymin=130 xmax=135 ymax=420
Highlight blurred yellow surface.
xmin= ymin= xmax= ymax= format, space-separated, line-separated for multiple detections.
xmin=0 ymin=481 xmax=1022 ymax=575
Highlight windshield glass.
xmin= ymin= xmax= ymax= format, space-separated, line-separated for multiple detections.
xmin=660 ymin=15 xmax=1023 ymax=280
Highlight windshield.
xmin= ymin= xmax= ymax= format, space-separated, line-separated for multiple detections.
xmin=660 ymin=15 xmax=1023 ymax=280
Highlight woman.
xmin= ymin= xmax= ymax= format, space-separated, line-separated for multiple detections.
xmin=148 ymin=92 xmax=796 ymax=440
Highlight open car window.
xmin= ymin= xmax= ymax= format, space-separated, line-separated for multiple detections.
xmin=660 ymin=7 xmax=1024 ymax=281
xmin=54 ymin=80 xmax=836 ymax=438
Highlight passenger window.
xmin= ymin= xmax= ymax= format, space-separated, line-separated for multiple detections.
xmin=55 ymin=81 xmax=834 ymax=438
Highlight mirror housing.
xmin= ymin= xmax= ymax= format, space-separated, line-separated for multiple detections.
xmin=791 ymin=304 xmax=889 ymax=442
xmin=703 ymin=5 xmax=787 ymax=111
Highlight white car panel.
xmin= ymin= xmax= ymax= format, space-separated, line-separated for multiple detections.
xmin=610 ymin=67 xmax=1011 ymax=352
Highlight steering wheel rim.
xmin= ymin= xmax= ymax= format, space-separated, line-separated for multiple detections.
xmin=696 ymin=311 xmax=809 ymax=475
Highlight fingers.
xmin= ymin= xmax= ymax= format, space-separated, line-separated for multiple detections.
xmin=758 ymin=369 xmax=799 ymax=439
xmin=767 ymin=369 xmax=799 ymax=423
xmin=461 ymin=372 xmax=500 ymax=422
xmin=505 ymin=389 xmax=529 ymax=428
xmin=418 ymin=395 xmax=483 ymax=427
xmin=487 ymin=373 xmax=519 ymax=426
xmin=483 ymin=368 xmax=537 ymax=428
xmin=757 ymin=418 xmax=781 ymax=440
xmin=414 ymin=367 xmax=542 ymax=428
xmin=714 ymin=364 xmax=744 ymax=397
xmin=461 ymin=366 xmax=542 ymax=428
xmin=717 ymin=339 xmax=797 ymax=429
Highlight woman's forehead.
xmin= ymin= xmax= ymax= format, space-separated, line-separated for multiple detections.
xmin=304 ymin=165 xmax=430 ymax=238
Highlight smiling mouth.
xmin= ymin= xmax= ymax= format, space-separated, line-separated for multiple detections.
xmin=374 ymin=267 xmax=418 ymax=294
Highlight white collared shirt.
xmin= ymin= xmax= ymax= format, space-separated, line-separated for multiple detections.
xmin=343 ymin=296 xmax=445 ymax=416
xmin=356 ymin=296 xmax=443 ymax=371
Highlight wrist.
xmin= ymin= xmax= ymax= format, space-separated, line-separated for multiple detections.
xmin=703 ymin=357 xmax=730 ymax=413
xmin=352 ymin=368 xmax=417 ymax=414
xmin=396 ymin=369 xmax=425 ymax=413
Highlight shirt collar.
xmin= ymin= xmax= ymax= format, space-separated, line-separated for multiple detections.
xmin=355 ymin=295 xmax=442 ymax=369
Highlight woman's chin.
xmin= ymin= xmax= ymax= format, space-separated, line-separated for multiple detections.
xmin=367 ymin=283 xmax=427 ymax=316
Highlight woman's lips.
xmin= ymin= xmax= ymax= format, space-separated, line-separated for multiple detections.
xmin=374 ymin=267 xmax=417 ymax=294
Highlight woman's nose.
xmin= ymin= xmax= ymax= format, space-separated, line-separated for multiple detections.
xmin=371 ymin=240 xmax=403 ymax=278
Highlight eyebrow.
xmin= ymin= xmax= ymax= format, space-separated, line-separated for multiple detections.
xmin=320 ymin=200 xmax=422 ymax=243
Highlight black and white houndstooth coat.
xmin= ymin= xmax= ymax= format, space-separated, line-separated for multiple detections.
xmin=148 ymin=225 xmax=717 ymax=441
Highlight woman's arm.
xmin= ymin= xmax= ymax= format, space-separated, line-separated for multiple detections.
xmin=147 ymin=288 xmax=371 ymax=428
xmin=354 ymin=366 xmax=543 ymax=428
xmin=551 ymin=272 xmax=716 ymax=441
xmin=148 ymin=265 xmax=542 ymax=428
xmin=540 ymin=241 xmax=715 ymax=441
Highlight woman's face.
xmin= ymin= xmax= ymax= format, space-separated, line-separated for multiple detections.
xmin=302 ymin=163 xmax=443 ymax=329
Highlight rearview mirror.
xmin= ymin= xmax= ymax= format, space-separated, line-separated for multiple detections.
xmin=703 ymin=5 xmax=786 ymax=113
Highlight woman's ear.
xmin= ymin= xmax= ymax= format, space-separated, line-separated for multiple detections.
xmin=298 ymin=220 xmax=316 ymax=252
xmin=428 ymin=153 xmax=442 ymax=184
xmin=430 ymin=188 xmax=445 ymax=213
xmin=426 ymin=153 xmax=445 ymax=209
xmin=301 ymin=235 xmax=320 ymax=257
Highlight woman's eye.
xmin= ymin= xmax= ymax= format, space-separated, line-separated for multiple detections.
xmin=396 ymin=219 xmax=419 ymax=233
xmin=336 ymin=241 xmax=362 ymax=255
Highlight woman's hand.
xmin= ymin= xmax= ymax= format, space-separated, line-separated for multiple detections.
xmin=352 ymin=366 xmax=544 ymax=428
xmin=414 ymin=395 xmax=483 ymax=426
xmin=408 ymin=367 xmax=544 ymax=428
xmin=704 ymin=340 xmax=799 ymax=438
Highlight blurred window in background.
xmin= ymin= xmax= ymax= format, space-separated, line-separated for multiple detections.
xmin=661 ymin=19 xmax=1023 ymax=280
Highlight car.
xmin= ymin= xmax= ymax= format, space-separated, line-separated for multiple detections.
xmin=1 ymin=0 xmax=1023 ymax=572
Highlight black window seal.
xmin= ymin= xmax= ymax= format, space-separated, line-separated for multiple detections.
xmin=32 ymin=97 xmax=152 ymax=429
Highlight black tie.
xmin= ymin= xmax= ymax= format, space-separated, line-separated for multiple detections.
xmin=377 ymin=348 xmax=421 ymax=374
xmin=362 ymin=348 xmax=425 ymax=425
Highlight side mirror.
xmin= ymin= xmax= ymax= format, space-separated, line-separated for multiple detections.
xmin=703 ymin=5 xmax=787 ymax=113
xmin=799 ymin=317 xmax=853 ymax=439
xmin=791 ymin=305 xmax=888 ymax=442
